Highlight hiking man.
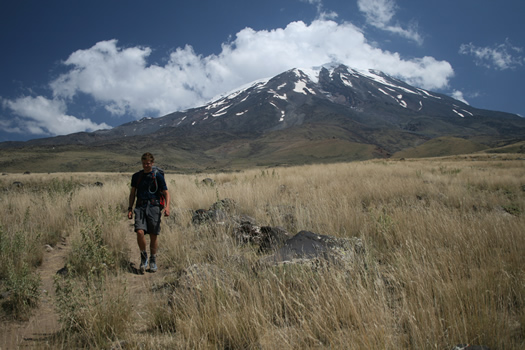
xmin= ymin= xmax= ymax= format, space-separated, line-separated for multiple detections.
xmin=127 ymin=152 xmax=170 ymax=273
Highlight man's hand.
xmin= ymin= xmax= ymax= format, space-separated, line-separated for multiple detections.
xmin=128 ymin=210 xmax=133 ymax=220
xmin=164 ymin=207 xmax=170 ymax=217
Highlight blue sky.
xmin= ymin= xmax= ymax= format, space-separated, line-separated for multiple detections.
xmin=1 ymin=0 xmax=524 ymax=142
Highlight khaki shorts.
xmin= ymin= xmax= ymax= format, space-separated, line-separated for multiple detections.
xmin=134 ymin=204 xmax=162 ymax=235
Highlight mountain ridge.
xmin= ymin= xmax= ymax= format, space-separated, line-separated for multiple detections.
xmin=1 ymin=64 xmax=524 ymax=172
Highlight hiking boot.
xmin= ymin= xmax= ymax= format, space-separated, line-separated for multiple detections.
xmin=139 ymin=251 xmax=148 ymax=273
xmin=149 ymin=255 xmax=157 ymax=272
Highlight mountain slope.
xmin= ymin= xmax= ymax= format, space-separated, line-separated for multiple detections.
xmin=1 ymin=64 xmax=524 ymax=172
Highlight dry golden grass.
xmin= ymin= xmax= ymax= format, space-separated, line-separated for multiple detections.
xmin=1 ymin=153 xmax=524 ymax=349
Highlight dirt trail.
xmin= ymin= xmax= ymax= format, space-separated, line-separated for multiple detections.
xmin=1 ymin=226 xmax=166 ymax=349
xmin=0 ymin=237 xmax=69 ymax=349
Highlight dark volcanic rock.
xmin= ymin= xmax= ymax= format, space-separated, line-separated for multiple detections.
xmin=260 ymin=230 xmax=364 ymax=267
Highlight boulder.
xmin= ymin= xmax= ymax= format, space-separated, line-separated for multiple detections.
xmin=230 ymin=216 xmax=290 ymax=251
xmin=56 ymin=265 xmax=69 ymax=276
xmin=210 ymin=198 xmax=237 ymax=213
xmin=191 ymin=199 xmax=237 ymax=225
xmin=231 ymin=216 xmax=261 ymax=244
xmin=191 ymin=199 xmax=292 ymax=252
xmin=260 ymin=230 xmax=364 ymax=267
xmin=259 ymin=226 xmax=291 ymax=253
xmin=191 ymin=208 xmax=228 ymax=225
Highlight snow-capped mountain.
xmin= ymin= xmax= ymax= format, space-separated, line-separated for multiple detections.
xmin=3 ymin=64 xmax=524 ymax=170
xmin=106 ymin=64 xmax=522 ymax=140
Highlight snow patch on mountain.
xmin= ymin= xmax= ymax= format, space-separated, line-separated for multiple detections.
xmin=453 ymin=109 xmax=465 ymax=118
xmin=207 ymin=77 xmax=272 ymax=104
xmin=378 ymin=88 xmax=391 ymax=97
xmin=418 ymin=89 xmax=441 ymax=99
xmin=212 ymin=104 xmax=231 ymax=117
xmin=341 ymin=74 xmax=353 ymax=87
xmin=176 ymin=116 xmax=187 ymax=126
xmin=301 ymin=68 xmax=320 ymax=83
xmin=294 ymin=80 xmax=316 ymax=95
xmin=206 ymin=99 xmax=228 ymax=111
xmin=268 ymin=89 xmax=287 ymax=101
xmin=269 ymin=102 xmax=286 ymax=122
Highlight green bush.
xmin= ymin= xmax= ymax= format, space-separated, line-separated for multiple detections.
xmin=67 ymin=208 xmax=115 ymax=277
xmin=53 ymin=208 xmax=130 ymax=347
xmin=54 ymin=272 xmax=131 ymax=348
xmin=0 ymin=226 xmax=41 ymax=319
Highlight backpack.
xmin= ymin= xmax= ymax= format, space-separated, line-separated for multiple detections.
xmin=137 ymin=166 xmax=166 ymax=209
xmin=152 ymin=167 xmax=167 ymax=209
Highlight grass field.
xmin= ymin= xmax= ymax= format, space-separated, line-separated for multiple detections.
xmin=1 ymin=153 xmax=524 ymax=349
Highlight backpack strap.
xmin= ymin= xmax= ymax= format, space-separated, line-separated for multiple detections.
xmin=135 ymin=169 xmax=160 ymax=195
xmin=151 ymin=167 xmax=159 ymax=194
xmin=135 ymin=170 xmax=145 ymax=188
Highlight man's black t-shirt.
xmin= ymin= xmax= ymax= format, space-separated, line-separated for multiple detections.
xmin=131 ymin=169 xmax=168 ymax=204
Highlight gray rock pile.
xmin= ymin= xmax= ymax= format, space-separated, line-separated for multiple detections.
xmin=260 ymin=230 xmax=364 ymax=267
xmin=191 ymin=199 xmax=364 ymax=267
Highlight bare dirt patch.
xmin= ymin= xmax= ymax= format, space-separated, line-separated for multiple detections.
xmin=1 ymin=237 xmax=69 ymax=349
xmin=0 ymin=228 xmax=171 ymax=349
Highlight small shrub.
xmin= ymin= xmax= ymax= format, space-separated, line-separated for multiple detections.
xmin=439 ymin=165 xmax=462 ymax=175
xmin=0 ymin=225 xmax=41 ymax=319
xmin=67 ymin=208 xmax=115 ymax=277
xmin=502 ymin=203 xmax=521 ymax=216
xmin=54 ymin=207 xmax=130 ymax=348
xmin=2 ymin=260 xmax=41 ymax=319
xmin=47 ymin=177 xmax=79 ymax=197
xmin=54 ymin=273 xmax=131 ymax=348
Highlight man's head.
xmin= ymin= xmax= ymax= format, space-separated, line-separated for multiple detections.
xmin=141 ymin=152 xmax=155 ymax=172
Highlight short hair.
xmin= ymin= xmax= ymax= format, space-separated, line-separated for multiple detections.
xmin=141 ymin=152 xmax=155 ymax=162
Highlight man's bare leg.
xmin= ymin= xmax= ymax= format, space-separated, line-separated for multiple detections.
xmin=136 ymin=230 xmax=148 ymax=272
xmin=149 ymin=234 xmax=159 ymax=272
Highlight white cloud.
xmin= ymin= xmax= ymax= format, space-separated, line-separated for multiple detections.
xmin=451 ymin=90 xmax=469 ymax=105
xmin=50 ymin=40 xmax=171 ymax=116
xmin=300 ymin=0 xmax=322 ymax=5
xmin=2 ymin=19 xmax=453 ymax=136
xmin=2 ymin=96 xmax=111 ymax=136
xmin=52 ymin=20 xmax=451 ymax=111
xmin=358 ymin=0 xmax=396 ymax=26
xmin=300 ymin=0 xmax=337 ymax=20
xmin=357 ymin=0 xmax=422 ymax=44
xmin=459 ymin=39 xmax=524 ymax=70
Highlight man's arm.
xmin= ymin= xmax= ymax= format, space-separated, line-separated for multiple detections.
xmin=162 ymin=189 xmax=170 ymax=216
xmin=128 ymin=187 xmax=136 ymax=219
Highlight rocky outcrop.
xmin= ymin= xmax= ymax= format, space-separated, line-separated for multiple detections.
xmin=232 ymin=218 xmax=291 ymax=253
xmin=259 ymin=230 xmax=364 ymax=267
xmin=192 ymin=199 xmax=363 ymax=267
xmin=191 ymin=198 xmax=237 ymax=225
